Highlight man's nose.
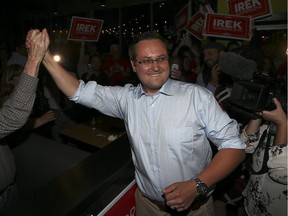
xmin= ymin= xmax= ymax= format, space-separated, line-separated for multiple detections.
xmin=151 ymin=61 xmax=160 ymax=70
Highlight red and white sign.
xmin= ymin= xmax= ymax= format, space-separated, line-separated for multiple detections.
xmin=68 ymin=16 xmax=104 ymax=41
xmin=174 ymin=3 xmax=190 ymax=33
xmin=185 ymin=11 xmax=205 ymax=40
xmin=227 ymin=0 xmax=272 ymax=20
xmin=98 ymin=180 xmax=137 ymax=216
xmin=203 ymin=13 xmax=252 ymax=40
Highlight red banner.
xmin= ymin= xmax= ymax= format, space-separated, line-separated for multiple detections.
xmin=185 ymin=11 xmax=205 ymax=40
xmin=227 ymin=0 xmax=272 ymax=19
xmin=174 ymin=3 xmax=189 ymax=33
xmin=98 ymin=180 xmax=137 ymax=216
xmin=203 ymin=13 xmax=252 ymax=40
xmin=68 ymin=16 xmax=104 ymax=41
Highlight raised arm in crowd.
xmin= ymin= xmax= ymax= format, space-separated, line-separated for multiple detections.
xmin=0 ymin=29 xmax=49 ymax=139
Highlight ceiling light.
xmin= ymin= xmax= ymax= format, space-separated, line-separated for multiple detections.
xmin=100 ymin=0 xmax=106 ymax=7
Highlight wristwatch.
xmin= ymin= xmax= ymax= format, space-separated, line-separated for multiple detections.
xmin=194 ymin=177 xmax=209 ymax=196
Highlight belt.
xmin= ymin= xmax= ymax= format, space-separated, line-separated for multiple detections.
xmin=146 ymin=195 xmax=210 ymax=213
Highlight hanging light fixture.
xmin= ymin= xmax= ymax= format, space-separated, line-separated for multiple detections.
xmin=100 ymin=0 xmax=106 ymax=7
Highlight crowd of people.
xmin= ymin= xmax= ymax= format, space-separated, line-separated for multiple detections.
xmin=0 ymin=27 xmax=286 ymax=216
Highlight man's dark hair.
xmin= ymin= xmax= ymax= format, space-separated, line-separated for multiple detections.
xmin=128 ymin=31 xmax=168 ymax=60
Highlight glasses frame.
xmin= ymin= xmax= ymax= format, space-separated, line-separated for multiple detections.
xmin=134 ymin=56 xmax=169 ymax=67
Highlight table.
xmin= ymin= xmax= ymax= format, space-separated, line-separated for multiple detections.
xmin=60 ymin=114 xmax=126 ymax=149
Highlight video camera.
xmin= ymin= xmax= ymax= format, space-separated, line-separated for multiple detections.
xmin=229 ymin=73 xmax=287 ymax=115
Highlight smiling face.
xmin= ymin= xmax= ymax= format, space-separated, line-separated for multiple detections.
xmin=130 ymin=39 xmax=170 ymax=95
xmin=203 ymin=48 xmax=222 ymax=68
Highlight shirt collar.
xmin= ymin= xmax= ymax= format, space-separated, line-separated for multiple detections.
xmin=133 ymin=78 xmax=176 ymax=99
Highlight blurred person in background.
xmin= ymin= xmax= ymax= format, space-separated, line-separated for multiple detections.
xmin=103 ymin=43 xmax=133 ymax=86
xmin=196 ymin=42 xmax=226 ymax=94
xmin=6 ymin=40 xmax=27 ymax=67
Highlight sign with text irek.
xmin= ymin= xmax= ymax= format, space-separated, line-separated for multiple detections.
xmin=203 ymin=13 xmax=252 ymax=40
xmin=68 ymin=16 xmax=104 ymax=41
xmin=227 ymin=0 xmax=272 ymax=19
xmin=174 ymin=3 xmax=189 ymax=33
xmin=185 ymin=11 xmax=205 ymax=40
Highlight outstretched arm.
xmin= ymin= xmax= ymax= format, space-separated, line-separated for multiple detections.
xmin=26 ymin=29 xmax=80 ymax=98
xmin=42 ymin=51 xmax=80 ymax=97
xmin=0 ymin=29 xmax=49 ymax=138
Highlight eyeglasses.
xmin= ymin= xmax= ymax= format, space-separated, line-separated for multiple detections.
xmin=135 ymin=56 xmax=169 ymax=67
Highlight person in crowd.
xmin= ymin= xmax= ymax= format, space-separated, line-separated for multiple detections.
xmin=6 ymin=40 xmax=28 ymax=67
xmin=172 ymin=33 xmax=201 ymax=83
xmin=169 ymin=56 xmax=186 ymax=82
xmin=240 ymin=97 xmax=287 ymax=216
xmin=77 ymin=41 xmax=101 ymax=79
xmin=177 ymin=45 xmax=199 ymax=83
xmin=196 ymin=42 xmax=225 ymax=94
xmin=103 ymin=43 xmax=132 ymax=86
xmin=81 ymin=54 xmax=108 ymax=85
xmin=258 ymin=56 xmax=277 ymax=78
xmin=0 ymin=64 xmax=56 ymax=142
xmin=29 ymin=29 xmax=246 ymax=216
xmin=76 ymin=54 xmax=108 ymax=122
xmin=0 ymin=29 xmax=49 ymax=210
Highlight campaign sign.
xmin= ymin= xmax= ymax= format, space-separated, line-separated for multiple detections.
xmin=174 ymin=3 xmax=189 ymax=32
xmin=203 ymin=13 xmax=252 ymax=40
xmin=98 ymin=180 xmax=137 ymax=216
xmin=185 ymin=11 xmax=205 ymax=40
xmin=68 ymin=16 xmax=104 ymax=41
xmin=228 ymin=0 xmax=272 ymax=19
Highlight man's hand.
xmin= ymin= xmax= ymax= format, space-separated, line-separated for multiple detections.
xmin=262 ymin=98 xmax=286 ymax=126
xmin=162 ymin=180 xmax=197 ymax=212
xmin=26 ymin=28 xmax=50 ymax=62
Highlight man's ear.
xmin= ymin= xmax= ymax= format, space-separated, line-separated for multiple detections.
xmin=130 ymin=60 xmax=137 ymax=72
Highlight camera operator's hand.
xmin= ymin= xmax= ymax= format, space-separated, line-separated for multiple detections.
xmin=211 ymin=64 xmax=221 ymax=86
xmin=263 ymin=98 xmax=287 ymax=145
xmin=262 ymin=98 xmax=286 ymax=126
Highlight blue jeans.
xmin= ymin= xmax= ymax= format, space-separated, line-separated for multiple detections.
xmin=0 ymin=183 xmax=19 ymax=210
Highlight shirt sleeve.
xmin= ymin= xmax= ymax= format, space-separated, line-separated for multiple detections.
xmin=0 ymin=73 xmax=38 ymax=139
xmin=202 ymin=92 xmax=245 ymax=150
xmin=267 ymin=145 xmax=287 ymax=184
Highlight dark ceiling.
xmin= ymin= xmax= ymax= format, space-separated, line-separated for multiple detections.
xmin=2 ymin=0 xmax=58 ymax=19
xmin=1 ymin=0 xmax=169 ymax=20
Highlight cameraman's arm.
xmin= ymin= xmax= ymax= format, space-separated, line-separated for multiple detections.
xmin=273 ymin=118 xmax=287 ymax=145
xmin=262 ymin=98 xmax=287 ymax=145
xmin=245 ymin=119 xmax=262 ymax=135
xmin=241 ymin=119 xmax=262 ymax=152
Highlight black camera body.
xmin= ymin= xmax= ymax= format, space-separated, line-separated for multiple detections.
xmin=229 ymin=76 xmax=287 ymax=114
xmin=230 ymin=81 xmax=273 ymax=112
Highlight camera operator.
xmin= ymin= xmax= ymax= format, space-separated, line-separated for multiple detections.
xmin=240 ymin=97 xmax=287 ymax=216
xmin=213 ymin=52 xmax=257 ymax=215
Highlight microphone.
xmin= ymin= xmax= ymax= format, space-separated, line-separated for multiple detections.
xmin=218 ymin=52 xmax=257 ymax=80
